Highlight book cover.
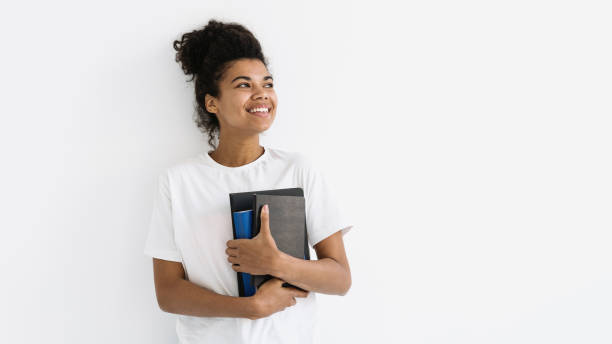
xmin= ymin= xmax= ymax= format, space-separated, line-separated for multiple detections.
xmin=252 ymin=194 xmax=308 ymax=290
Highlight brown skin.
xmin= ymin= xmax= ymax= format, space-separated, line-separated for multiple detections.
xmin=152 ymin=58 xmax=351 ymax=320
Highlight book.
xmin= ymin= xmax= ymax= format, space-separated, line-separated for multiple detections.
xmin=231 ymin=209 xmax=256 ymax=297
xmin=252 ymin=194 xmax=308 ymax=289
xmin=229 ymin=188 xmax=310 ymax=297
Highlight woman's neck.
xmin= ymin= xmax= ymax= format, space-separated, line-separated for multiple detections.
xmin=208 ymin=137 xmax=264 ymax=167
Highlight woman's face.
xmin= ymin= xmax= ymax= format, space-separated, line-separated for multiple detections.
xmin=206 ymin=58 xmax=277 ymax=135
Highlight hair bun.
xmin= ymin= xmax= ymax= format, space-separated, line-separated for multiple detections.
xmin=173 ymin=19 xmax=225 ymax=77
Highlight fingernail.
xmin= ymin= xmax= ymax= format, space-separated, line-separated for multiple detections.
xmin=264 ymin=204 xmax=268 ymax=212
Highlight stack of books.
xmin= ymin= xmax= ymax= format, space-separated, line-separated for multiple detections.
xmin=229 ymin=188 xmax=310 ymax=297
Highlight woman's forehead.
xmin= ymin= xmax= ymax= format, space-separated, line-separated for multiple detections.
xmin=224 ymin=59 xmax=271 ymax=81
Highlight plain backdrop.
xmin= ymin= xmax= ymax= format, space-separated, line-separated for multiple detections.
xmin=1 ymin=1 xmax=611 ymax=343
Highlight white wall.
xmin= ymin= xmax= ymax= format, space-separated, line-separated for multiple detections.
xmin=1 ymin=1 xmax=611 ymax=343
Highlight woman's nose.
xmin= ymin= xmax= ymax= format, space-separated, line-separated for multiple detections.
xmin=252 ymin=85 xmax=270 ymax=100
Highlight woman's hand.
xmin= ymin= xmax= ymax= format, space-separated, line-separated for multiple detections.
xmin=248 ymin=278 xmax=309 ymax=320
xmin=226 ymin=204 xmax=281 ymax=275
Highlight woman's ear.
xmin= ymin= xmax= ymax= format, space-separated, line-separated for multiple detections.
xmin=204 ymin=94 xmax=217 ymax=114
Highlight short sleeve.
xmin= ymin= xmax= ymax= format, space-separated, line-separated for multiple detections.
xmin=302 ymin=157 xmax=354 ymax=247
xmin=143 ymin=171 xmax=182 ymax=262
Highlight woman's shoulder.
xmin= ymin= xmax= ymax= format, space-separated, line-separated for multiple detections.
xmin=267 ymin=146 xmax=316 ymax=171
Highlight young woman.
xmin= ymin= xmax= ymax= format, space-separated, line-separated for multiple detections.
xmin=144 ymin=19 xmax=354 ymax=344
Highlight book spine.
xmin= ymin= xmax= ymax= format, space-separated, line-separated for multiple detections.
xmin=232 ymin=210 xmax=256 ymax=297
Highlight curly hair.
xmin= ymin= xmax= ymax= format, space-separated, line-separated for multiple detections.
xmin=172 ymin=19 xmax=269 ymax=149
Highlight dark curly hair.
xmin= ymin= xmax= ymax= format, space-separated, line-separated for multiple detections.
xmin=173 ymin=19 xmax=269 ymax=149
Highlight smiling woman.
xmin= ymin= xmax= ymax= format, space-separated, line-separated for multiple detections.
xmin=173 ymin=20 xmax=276 ymax=150
xmin=144 ymin=19 xmax=354 ymax=344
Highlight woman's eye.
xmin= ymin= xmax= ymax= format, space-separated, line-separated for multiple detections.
xmin=237 ymin=83 xmax=273 ymax=88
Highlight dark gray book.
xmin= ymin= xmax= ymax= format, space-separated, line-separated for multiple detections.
xmin=252 ymin=194 xmax=308 ymax=290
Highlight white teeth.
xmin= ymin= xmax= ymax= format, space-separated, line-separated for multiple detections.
xmin=248 ymin=107 xmax=269 ymax=113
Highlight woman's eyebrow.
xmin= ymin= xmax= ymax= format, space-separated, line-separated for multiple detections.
xmin=231 ymin=75 xmax=274 ymax=83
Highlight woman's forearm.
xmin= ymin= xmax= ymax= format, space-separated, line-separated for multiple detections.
xmin=160 ymin=278 xmax=258 ymax=319
xmin=271 ymin=253 xmax=351 ymax=295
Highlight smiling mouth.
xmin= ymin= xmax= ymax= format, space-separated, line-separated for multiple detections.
xmin=247 ymin=107 xmax=271 ymax=113
xmin=246 ymin=107 xmax=272 ymax=117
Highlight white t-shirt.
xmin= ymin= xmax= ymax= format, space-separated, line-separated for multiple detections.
xmin=144 ymin=145 xmax=354 ymax=344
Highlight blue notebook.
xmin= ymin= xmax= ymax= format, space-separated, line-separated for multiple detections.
xmin=232 ymin=210 xmax=256 ymax=297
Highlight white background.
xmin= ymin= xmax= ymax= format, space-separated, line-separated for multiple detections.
xmin=1 ymin=1 xmax=611 ymax=343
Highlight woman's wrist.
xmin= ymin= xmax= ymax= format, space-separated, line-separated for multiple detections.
xmin=243 ymin=296 xmax=258 ymax=320
xmin=245 ymin=295 xmax=265 ymax=320
xmin=269 ymin=250 xmax=291 ymax=280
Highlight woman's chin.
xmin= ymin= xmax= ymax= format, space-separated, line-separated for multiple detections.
xmin=246 ymin=120 xmax=273 ymax=134
xmin=257 ymin=123 xmax=273 ymax=132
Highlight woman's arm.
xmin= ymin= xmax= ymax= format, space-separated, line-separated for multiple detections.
xmin=153 ymin=258 xmax=257 ymax=318
xmin=226 ymin=205 xmax=352 ymax=295
xmin=273 ymin=230 xmax=351 ymax=295
xmin=152 ymin=258 xmax=308 ymax=319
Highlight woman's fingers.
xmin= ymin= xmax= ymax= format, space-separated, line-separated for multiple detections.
xmin=295 ymin=290 xmax=309 ymax=298
xmin=286 ymin=287 xmax=309 ymax=298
